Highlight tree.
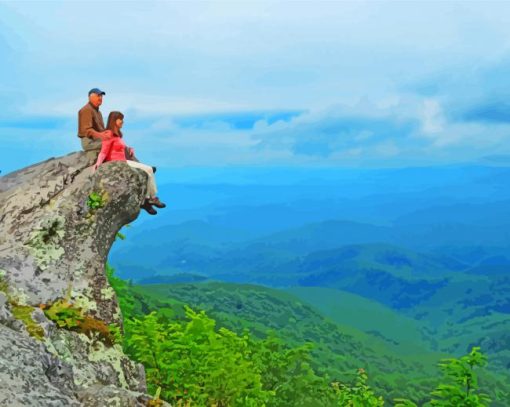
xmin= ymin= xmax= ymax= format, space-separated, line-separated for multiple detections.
xmin=125 ymin=307 xmax=270 ymax=406
xmin=429 ymin=347 xmax=491 ymax=407
xmin=333 ymin=368 xmax=384 ymax=407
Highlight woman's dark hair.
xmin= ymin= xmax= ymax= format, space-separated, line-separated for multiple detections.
xmin=106 ymin=111 xmax=124 ymax=137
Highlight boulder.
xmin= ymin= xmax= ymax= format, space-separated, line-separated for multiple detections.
xmin=0 ymin=152 xmax=146 ymax=325
xmin=0 ymin=152 xmax=169 ymax=406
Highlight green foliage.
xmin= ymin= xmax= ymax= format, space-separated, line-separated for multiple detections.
xmin=394 ymin=399 xmax=418 ymax=407
xmin=115 ymin=224 xmax=130 ymax=241
xmin=249 ymin=333 xmax=335 ymax=406
xmin=125 ymin=311 xmax=166 ymax=389
xmin=104 ymin=265 xmax=501 ymax=406
xmin=43 ymin=299 xmax=116 ymax=345
xmin=108 ymin=323 xmax=123 ymax=345
xmin=122 ymin=303 xmax=495 ymax=407
xmin=86 ymin=191 xmax=107 ymax=210
xmin=127 ymin=282 xmax=439 ymax=401
xmin=125 ymin=307 xmax=270 ymax=406
xmin=429 ymin=347 xmax=491 ymax=406
xmin=333 ymin=368 xmax=384 ymax=406
xmin=106 ymin=263 xmax=135 ymax=317
xmin=123 ymin=305 xmax=397 ymax=406
xmin=44 ymin=299 xmax=84 ymax=329
xmin=147 ymin=386 xmax=164 ymax=407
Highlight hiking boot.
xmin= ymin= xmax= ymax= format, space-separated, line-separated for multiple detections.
xmin=141 ymin=199 xmax=157 ymax=215
xmin=148 ymin=197 xmax=166 ymax=208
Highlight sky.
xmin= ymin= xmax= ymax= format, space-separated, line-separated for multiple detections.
xmin=2 ymin=1 xmax=510 ymax=174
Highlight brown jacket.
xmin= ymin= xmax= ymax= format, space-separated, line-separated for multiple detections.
xmin=77 ymin=103 xmax=105 ymax=138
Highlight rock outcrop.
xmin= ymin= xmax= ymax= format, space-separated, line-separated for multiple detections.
xmin=0 ymin=152 xmax=167 ymax=406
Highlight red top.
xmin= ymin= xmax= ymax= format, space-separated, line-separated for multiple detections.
xmin=100 ymin=134 xmax=127 ymax=162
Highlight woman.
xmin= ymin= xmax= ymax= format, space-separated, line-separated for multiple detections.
xmin=94 ymin=111 xmax=166 ymax=215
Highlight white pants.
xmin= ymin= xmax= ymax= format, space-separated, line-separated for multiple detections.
xmin=127 ymin=160 xmax=157 ymax=198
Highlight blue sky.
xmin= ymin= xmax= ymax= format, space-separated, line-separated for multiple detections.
xmin=2 ymin=1 xmax=510 ymax=174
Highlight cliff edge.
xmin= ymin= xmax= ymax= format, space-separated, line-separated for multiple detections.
xmin=0 ymin=152 xmax=167 ymax=406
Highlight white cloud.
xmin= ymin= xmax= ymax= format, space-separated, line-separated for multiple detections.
xmin=3 ymin=2 xmax=510 ymax=170
xmin=23 ymin=94 xmax=257 ymax=118
xmin=420 ymin=99 xmax=445 ymax=135
xmin=4 ymin=1 xmax=510 ymax=112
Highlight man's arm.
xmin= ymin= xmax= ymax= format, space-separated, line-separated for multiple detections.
xmin=90 ymin=129 xmax=112 ymax=139
xmin=78 ymin=108 xmax=110 ymax=139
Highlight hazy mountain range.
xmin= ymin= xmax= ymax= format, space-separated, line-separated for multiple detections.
xmin=109 ymin=164 xmax=510 ymax=402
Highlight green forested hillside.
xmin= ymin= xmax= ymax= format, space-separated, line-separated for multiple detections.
xmin=286 ymin=286 xmax=431 ymax=355
xmin=105 ymin=167 xmax=510 ymax=406
xmin=109 ymin=272 xmax=510 ymax=405
xmin=286 ymin=285 xmax=510 ymax=385
xmin=112 ymin=235 xmax=510 ymax=400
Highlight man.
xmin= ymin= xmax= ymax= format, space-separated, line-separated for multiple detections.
xmin=77 ymin=88 xmax=112 ymax=163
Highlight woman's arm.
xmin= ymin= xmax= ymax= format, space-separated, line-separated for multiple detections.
xmin=93 ymin=138 xmax=113 ymax=171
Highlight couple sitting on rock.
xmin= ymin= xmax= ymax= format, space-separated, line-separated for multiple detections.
xmin=78 ymin=88 xmax=165 ymax=215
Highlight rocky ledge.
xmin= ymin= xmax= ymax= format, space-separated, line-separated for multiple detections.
xmin=0 ymin=152 xmax=168 ymax=406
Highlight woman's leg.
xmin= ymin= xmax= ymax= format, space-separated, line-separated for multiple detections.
xmin=126 ymin=160 xmax=157 ymax=198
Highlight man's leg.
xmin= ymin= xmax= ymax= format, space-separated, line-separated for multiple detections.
xmin=81 ymin=137 xmax=102 ymax=165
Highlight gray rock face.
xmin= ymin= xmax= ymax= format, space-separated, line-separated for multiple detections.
xmin=77 ymin=385 xmax=154 ymax=407
xmin=0 ymin=152 xmax=168 ymax=406
xmin=0 ymin=152 xmax=146 ymax=324
xmin=0 ymin=325 xmax=80 ymax=407
xmin=0 ymin=324 xmax=159 ymax=407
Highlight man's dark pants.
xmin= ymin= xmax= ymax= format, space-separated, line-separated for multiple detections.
xmin=81 ymin=137 xmax=102 ymax=164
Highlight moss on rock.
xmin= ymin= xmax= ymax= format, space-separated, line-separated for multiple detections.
xmin=43 ymin=298 xmax=117 ymax=346
xmin=11 ymin=304 xmax=45 ymax=340
xmin=0 ymin=269 xmax=8 ymax=295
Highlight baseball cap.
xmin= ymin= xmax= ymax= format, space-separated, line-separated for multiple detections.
xmin=88 ymin=88 xmax=106 ymax=96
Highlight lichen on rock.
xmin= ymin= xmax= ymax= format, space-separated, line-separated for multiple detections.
xmin=25 ymin=215 xmax=66 ymax=270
